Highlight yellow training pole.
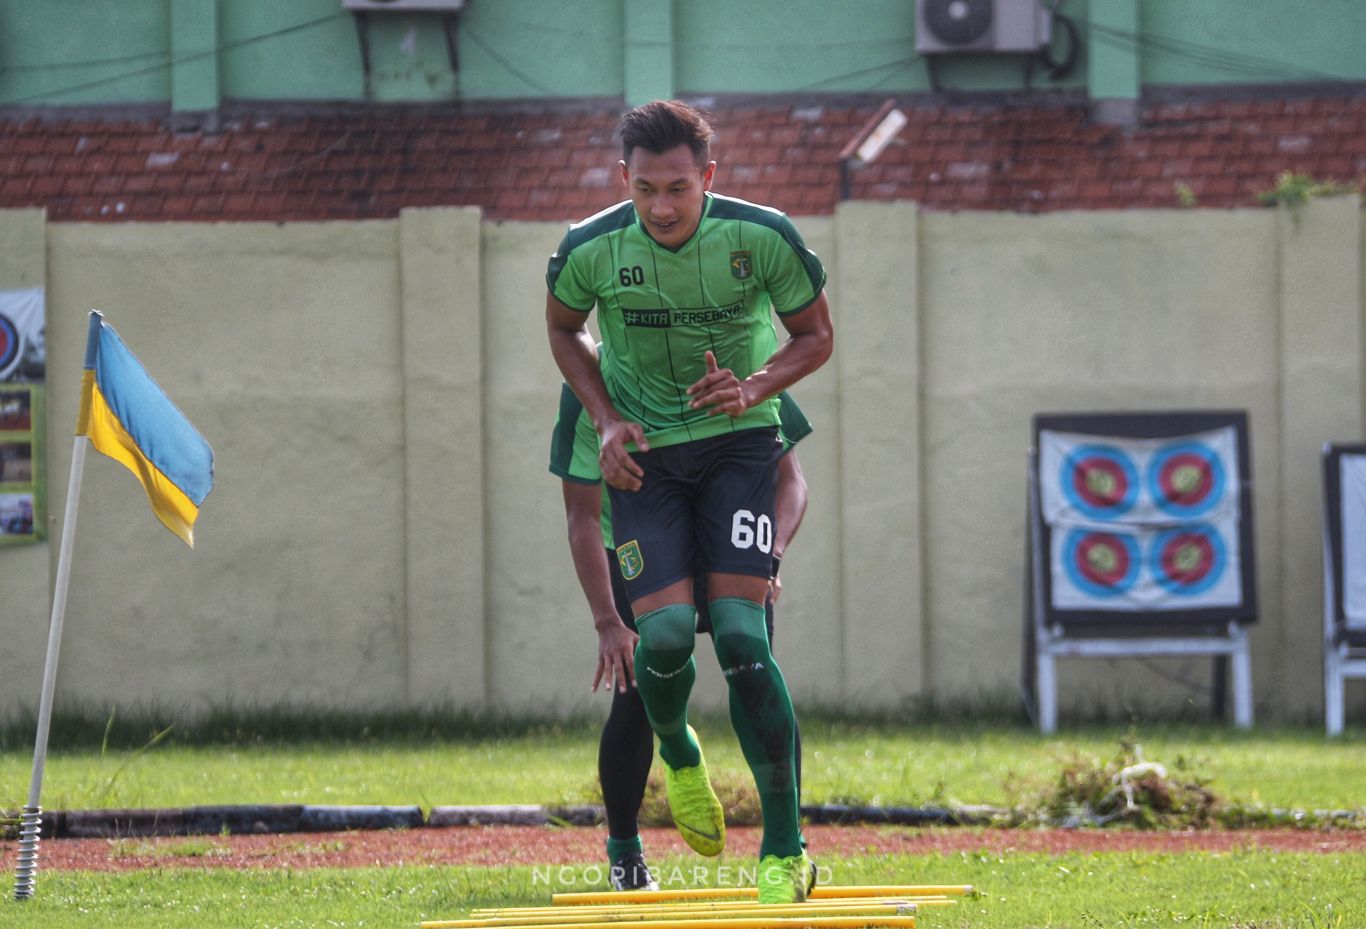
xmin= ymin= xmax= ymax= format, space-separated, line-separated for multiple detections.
xmin=552 ymin=886 xmax=971 ymax=906
xmin=470 ymin=900 xmax=945 ymax=919
xmin=423 ymin=917 xmax=916 ymax=929
xmin=433 ymin=903 xmax=916 ymax=928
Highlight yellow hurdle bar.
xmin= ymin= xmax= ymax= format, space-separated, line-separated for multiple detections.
xmin=434 ymin=903 xmax=916 ymax=928
xmin=469 ymin=900 xmax=949 ymax=920
xmin=551 ymin=886 xmax=971 ymax=906
xmin=422 ymin=916 xmax=917 ymax=929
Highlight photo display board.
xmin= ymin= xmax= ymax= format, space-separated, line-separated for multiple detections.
xmin=0 ymin=287 xmax=46 ymax=544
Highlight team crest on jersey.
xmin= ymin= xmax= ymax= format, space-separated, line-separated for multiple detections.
xmin=617 ymin=540 xmax=644 ymax=580
xmin=729 ymin=250 xmax=752 ymax=280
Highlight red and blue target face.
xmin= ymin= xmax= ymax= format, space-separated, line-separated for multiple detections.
xmin=1061 ymin=444 xmax=1138 ymax=520
xmin=0 ymin=313 xmax=19 ymax=379
xmin=1147 ymin=442 xmax=1225 ymax=518
xmin=1149 ymin=525 xmax=1227 ymax=595
xmin=1062 ymin=528 xmax=1140 ymax=597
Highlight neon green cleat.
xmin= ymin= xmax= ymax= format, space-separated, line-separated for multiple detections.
xmin=662 ymin=725 xmax=725 ymax=857
xmin=757 ymin=850 xmax=815 ymax=904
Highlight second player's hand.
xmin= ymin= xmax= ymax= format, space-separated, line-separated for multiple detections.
xmin=598 ymin=418 xmax=648 ymax=491
xmin=592 ymin=620 xmax=639 ymax=693
xmin=687 ymin=351 xmax=752 ymax=417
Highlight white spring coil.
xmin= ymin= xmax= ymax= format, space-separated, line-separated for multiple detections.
xmin=13 ymin=806 xmax=41 ymax=901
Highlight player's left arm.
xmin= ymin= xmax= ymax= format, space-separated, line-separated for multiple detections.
xmin=687 ymin=291 xmax=834 ymax=417
xmin=769 ymin=450 xmax=808 ymax=604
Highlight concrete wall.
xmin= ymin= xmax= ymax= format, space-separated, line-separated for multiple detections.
xmin=0 ymin=196 xmax=1361 ymax=722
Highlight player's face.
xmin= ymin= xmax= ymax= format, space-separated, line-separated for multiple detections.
xmin=621 ymin=145 xmax=716 ymax=249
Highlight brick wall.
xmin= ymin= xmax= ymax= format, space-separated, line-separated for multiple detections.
xmin=1 ymin=91 xmax=1362 ymax=222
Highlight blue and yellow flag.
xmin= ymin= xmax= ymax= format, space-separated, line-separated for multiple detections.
xmin=75 ymin=312 xmax=213 ymax=547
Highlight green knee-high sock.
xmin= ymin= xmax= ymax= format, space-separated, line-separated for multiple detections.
xmin=710 ymin=597 xmax=801 ymax=859
xmin=633 ymin=602 xmax=700 ymax=770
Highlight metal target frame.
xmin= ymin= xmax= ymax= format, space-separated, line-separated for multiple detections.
xmin=1023 ymin=410 xmax=1257 ymax=733
xmin=1321 ymin=442 xmax=1366 ymax=735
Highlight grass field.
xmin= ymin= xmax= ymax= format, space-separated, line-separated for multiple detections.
xmin=3 ymin=711 xmax=1364 ymax=926
xmin=3 ymin=714 xmax=1365 ymax=816
xmin=2 ymin=851 xmax=1362 ymax=928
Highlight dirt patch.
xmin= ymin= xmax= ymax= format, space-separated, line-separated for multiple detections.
xmin=2 ymin=825 xmax=1363 ymax=873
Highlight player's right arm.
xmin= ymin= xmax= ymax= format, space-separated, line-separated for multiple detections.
xmin=561 ymin=479 xmax=638 ymax=693
xmin=546 ymin=293 xmax=648 ymax=491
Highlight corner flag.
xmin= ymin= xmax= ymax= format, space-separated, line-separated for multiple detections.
xmin=75 ymin=312 xmax=214 ymax=546
xmin=15 ymin=310 xmax=215 ymax=902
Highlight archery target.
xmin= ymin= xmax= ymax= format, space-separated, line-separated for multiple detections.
xmin=1041 ymin=427 xmax=1238 ymax=527
xmin=1060 ymin=444 xmax=1138 ymax=521
xmin=1051 ymin=517 xmax=1241 ymax=610
xmin=0 ymin=289 xmax=44 ymax=383
xmin=0 ymin=314 xmax=19 ymax=381
xmin=1149 ymin=525 xmax=1226 ymax=596
xmin=1062 ymin=528 xmax=1139 ymax=598
xmin=1148 ymin=442 xmax=1225 ymax=519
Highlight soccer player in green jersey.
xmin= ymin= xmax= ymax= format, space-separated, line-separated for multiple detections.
xmin=546 ymin=99 xmax=834 ymax=903
xmin=551 ymin=377 xmax=813 ymax=891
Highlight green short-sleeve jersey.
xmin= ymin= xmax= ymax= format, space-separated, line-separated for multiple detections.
xmin=549 ymin=385 xmax=813 ymax=548
xmin=546 ymin=192 xmax=825 ymax=451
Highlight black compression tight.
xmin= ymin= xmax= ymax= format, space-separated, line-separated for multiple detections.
xmin=597 ymin=681 xmax=803 ymax=839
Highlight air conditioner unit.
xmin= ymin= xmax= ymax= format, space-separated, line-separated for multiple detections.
xmin=915 ymin=0 xmax=1051 ymax=54
xmin=342 ymin=0 xmax=465 ymax=11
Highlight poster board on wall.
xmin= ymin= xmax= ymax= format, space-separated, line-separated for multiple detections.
xmin=0 ymin=287 xmax=46 ymax=544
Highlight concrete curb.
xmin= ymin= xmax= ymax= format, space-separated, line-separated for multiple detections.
xmin=31 ymin=805 xmax=423 ymax=839
xmin=16 ymin=803 xmax=1004 ymax=839
xmin=800 ymin=804 xmax=1001 ymax=826
xmin=428 ymin=804 xmax=603 ymax=827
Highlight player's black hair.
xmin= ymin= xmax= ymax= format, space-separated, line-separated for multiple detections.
xmin=619 ymin=100 xmax=713 ymax=167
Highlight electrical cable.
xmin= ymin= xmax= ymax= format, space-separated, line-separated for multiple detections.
xmin=461 ymin=25 xmax=557 ymax=96
xmin=0 ymin=49 xmax=167 ymax=73
xmin=1038 ymin=13 xmax=1080 ymax=80
xmin=0 ymin=10 xmax=348 ymax=106
xmin=795 ymin=54 xmax=923 ymax=93
xmin=1130 ymin=657 xmax=1216 ymax=701
xmin=1081 ymin=19 xmax=1349 ymax=83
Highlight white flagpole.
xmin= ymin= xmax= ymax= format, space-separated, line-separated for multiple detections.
xmin=14 ymin=311 xmax=100 ymax=902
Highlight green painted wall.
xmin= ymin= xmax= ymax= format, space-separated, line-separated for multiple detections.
xmin=1142 ymin=0 xmax=1366 ymax=85
xmin=218 ymin=2 xmax=361 ymax=101
xmin=0 ymin=1 xmax=1359 ymax=109
xmin=0 ymin=0 xmax=169 ymax=106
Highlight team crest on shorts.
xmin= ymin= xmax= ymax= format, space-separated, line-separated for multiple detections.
xmin=729 ymin=250 xmax=752 ymax=280
xmin=616 ymin=540 xmax=644 ymax=580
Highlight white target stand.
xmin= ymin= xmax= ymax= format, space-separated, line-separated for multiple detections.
xmin=1022 ymin=411 xmax=1258 ymax=734
xmin=1322 ymin=444 xmax=1366 ymax=736
xmin=1031 ymin=620 xmax=1254 ymax=735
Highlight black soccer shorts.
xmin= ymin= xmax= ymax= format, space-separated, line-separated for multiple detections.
xmin=607 ymin=427 xmax=781 ymax=604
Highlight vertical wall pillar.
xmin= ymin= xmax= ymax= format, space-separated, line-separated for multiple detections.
xmin=1275 ymin=195 xmax=1363 ymax=710
xmin=833 ymin=201 xmax=926 ymax=706
xmin=1086 ymin=0 xmax=1141 ymax=125
xmin=170 ymin=0 xmax=220 ymax=128
xmin=399 ymin=207 xmax=487 ymax=707
xmin=624 ymin=0 xmax=674 ymax=107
